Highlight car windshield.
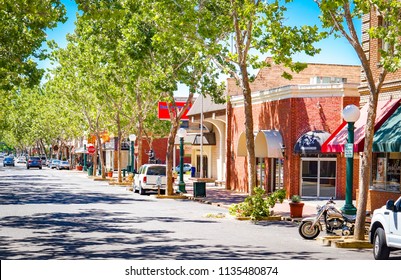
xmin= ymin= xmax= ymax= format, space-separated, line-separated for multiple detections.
xmin=30 ymin=157 xmax=40 ymax=160
xmin=147 ymin=166 xmax=166 ymax=176
xmin=61 ymin=161 xmax=68 ymax=164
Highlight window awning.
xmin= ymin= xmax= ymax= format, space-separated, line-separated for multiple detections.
xmin=193 ymin=133 xmax=216 ymax=145
xmin=237 ymin=130 xmax=284 ymax=158
xmin=294 ymin=130 xmax=331 ymax=154
xmin=373 ymin=105 xmax=401 ymax=152
xmin=322 ymin=99 xmax=401 ymax=153
xmin=174 ymin=133 xmax=216 ymax=145
xmin=72 ymin=144 xmax=95 ymax=154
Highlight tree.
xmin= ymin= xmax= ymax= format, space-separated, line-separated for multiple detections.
xmin=0 ymin=0 xmax=66 ymax=91
xmin=314 ymin=0 xmax=401 ymax=240
xmin=202 ymin=0 xmax=322 ymax=193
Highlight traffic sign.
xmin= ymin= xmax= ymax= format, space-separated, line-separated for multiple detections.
xmin=87 ymin=146 xmax=96 ymax=154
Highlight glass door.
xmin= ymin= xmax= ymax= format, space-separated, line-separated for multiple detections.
xmin=301 ymin=157 xmax=336 ymax=198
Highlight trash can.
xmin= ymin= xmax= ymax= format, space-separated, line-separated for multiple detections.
xmin=193 ymin=182 xmax=206 ymax=197
xmin=88 ymin=166 xmax=94 ymax=176
xmin=191 ymin=166 xmax=196 ymax=177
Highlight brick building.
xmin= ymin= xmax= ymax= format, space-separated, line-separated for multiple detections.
xmin=226 ymin=59 xmax=361 ymax=199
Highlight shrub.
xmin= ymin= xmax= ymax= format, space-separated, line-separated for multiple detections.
xmin=229 ymin=187 xmax=286 ymax=220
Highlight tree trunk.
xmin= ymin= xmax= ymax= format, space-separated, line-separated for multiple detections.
xmin=239 ymin=64 xmax=256 ymax=194
xmin=92 ymin=139 xmax=98 ymax=177
xmin=117 ymin=113 xmax=123 ymax=183
xmin=354 ymin=92 xmax=379 ymax=240
xmin=166 ymin=125 xmax=178 ymax=195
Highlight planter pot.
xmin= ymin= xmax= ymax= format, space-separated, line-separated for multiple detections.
xmin=76 ymin=166 xmax=83 ymax=171
xmin=107 ymin=171 xmax=113 ymax=177
xmin=289 ymin=202 xmax=304 ymax=218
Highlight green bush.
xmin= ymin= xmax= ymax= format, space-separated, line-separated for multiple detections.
xmin=229 ymin=187 xmax=286 ymax=220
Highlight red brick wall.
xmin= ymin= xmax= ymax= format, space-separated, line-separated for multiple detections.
xmin=229 ymin=93 xmax=359 ymax=198
xmin=226 ymin=61 xmax=361 ymax=196
xmin=227 ymin=59 xmax=361 ymax=96
xmin=138 ymin=138 xmax=185 ymax=166
xmin=361 ymin=10 xmax=401 ymax=95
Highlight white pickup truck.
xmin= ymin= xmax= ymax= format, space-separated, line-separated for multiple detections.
xmin=133 ymin=164 xmax=167 ymax=195
xmin=369 ymin=196 xmax=401 ymax=259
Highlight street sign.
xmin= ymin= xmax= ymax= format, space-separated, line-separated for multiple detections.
xmin=344 ymin=143 xmax=354 ymax=158
xmin=87 ymin=146 xmax=96 ymax=154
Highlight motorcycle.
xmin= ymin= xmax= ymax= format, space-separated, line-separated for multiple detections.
xmin=298 ymin=198 xmax=357 ymax=239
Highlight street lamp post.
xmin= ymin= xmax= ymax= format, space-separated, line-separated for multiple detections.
xmin=177 ymin=128 xmax=187 ymax=193
xmin=83 ymin=140 xmax=88 ymax=172
xmin=341 ymin=104 xmax=360 ymax=215
xmin=129 ymin=134 xmax=136 ymax=173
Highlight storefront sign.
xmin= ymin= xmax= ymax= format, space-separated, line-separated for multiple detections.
xmin=158 ymin=101 xmax=191 ymax=120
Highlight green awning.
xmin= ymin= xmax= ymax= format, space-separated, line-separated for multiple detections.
xmin=373 ymin=105 xmax=401 ymax=152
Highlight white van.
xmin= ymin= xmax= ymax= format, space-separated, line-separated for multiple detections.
xmin=133 ymin=164 xmax=167 ymax=195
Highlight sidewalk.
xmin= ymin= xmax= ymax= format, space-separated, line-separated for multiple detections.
xmin=180 ymin=183 xmax=327 ymax=220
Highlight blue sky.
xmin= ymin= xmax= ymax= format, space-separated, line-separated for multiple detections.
xmin=41 ymin=0 xmax=361 ymax=77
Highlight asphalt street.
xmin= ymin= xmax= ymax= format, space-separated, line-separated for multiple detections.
xmin=0 ymin=163 xmax=376 ymax=260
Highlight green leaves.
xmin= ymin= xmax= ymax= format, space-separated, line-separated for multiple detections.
xmin=0 ymin=0 xmax=66 ymax=90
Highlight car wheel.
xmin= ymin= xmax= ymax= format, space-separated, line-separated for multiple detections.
xmin=373 ymin=227 xmax=390 ymax=260
xmin=27 ymin=166 xmax=29 ymax=169
xmin=39 ymin=166 xmax=42 ymax=169
xmin=139 ymin=184 xmax=146 ymax=195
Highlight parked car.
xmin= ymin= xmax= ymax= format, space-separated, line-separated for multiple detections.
xmin=3 ymin=156 xmax=15 ymax=167
xmin=57 ymin=160 xmax=70 ymax=170
xmin=27 ymin=156 xmax=42 ymax=169
xmin=133 ymin=164 xmax=167 ymax=195
xmin=40 ymin=156 xmax=47 ymax=166
xmin=16 ymin=156 xmax=27 ymax=163
xmin=369 ymin=196 xmax=401 ymax=259
xmin=175 ymin=163 xmax=192 ymax=173
xmin=49 ymin=159 xmax=61 ymax=169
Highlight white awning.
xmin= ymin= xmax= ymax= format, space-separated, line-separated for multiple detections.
xmin=237 ymin=130 xmax=284 ymax=158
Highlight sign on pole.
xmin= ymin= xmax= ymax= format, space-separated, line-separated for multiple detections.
xmin=87 ymin=146 xmax=96 ymax=154
xmin=344 ymin=143 xmax=354 ymax=158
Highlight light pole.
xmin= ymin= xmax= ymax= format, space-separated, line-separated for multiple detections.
xmin=129 ymin=134 xmax=136 ymax=173
xmin=83 ymin=140 xmax=88 ymax=172
xmin=341 ymin=104 xmax=360 ymax=215
xmin=177 ymin=128 xmax=187 ymax=193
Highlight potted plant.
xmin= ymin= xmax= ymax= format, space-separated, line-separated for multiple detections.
xmin=76 ymin=164 xmax=83 ymax=171
xmin=107 ymin=168 xmax=113 ymax=177
xmin=289 ymin=195 xmax=304 ymax=218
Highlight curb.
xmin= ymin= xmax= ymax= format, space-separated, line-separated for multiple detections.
xmin=317 ymin=235 xmax=372 ymax=248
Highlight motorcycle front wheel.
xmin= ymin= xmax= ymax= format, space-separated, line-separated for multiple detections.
xmin=299 ymin=221 xmax=320 ymax=239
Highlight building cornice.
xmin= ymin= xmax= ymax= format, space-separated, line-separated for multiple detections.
xmin=230 ymin=83 xmax=359 ymax=108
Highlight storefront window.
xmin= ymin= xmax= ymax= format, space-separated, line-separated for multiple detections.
xmin=371 ymin=153 xmax=401 ymax=192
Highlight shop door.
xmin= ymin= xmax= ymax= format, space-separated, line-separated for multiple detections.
xmin=301 ymin=158 xmax=336 ymax=198
xmin=196 ymin=155 xmax=208 ymax=177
